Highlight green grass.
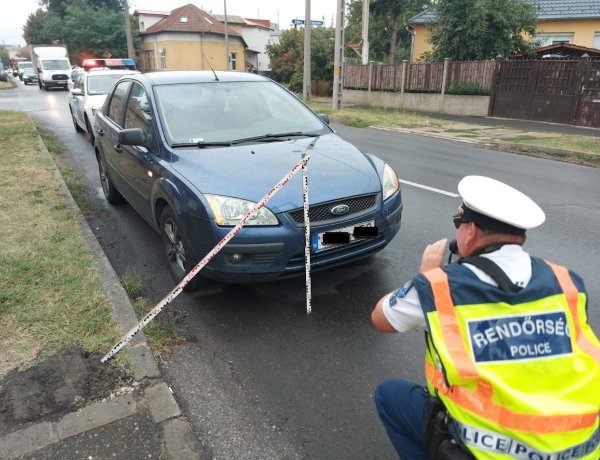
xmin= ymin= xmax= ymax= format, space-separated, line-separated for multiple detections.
xmin=500 ymin=134 xmax=600 ymax=155
xmin=0 ymin=110 xmax=125 ymax=376
xmin=309 ymin=103 xmax=449 ymax=129
xmin=39 ymin=130 xmax=104 ymax=217
xmin=121 ymin=269 xmax=184 ymax=353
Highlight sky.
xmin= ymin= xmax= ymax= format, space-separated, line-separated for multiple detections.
xmin=1 ymin=0 xmax=340 ymax=47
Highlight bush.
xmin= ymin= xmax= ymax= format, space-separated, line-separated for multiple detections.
xmin=446 ymin=82 xmax=490 ymax=96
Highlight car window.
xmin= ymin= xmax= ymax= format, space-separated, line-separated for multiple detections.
xmin=124 ymin=82 xmax=153 ymax=142
xmin=154 ymin=81 xmax=328 ymax=145
xmin=88 ymin=74 xmax=129 ymax=95
xmin=106 ymin=81 xmax=131 ymax=126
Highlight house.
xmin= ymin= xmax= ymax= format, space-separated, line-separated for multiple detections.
xmin=407 ymin=0 xmax=600 ymax=62
xmin=212 ymin=15 xmax=275 ymax=74
xmin=135 ymin=3 xmax=247 ymax=72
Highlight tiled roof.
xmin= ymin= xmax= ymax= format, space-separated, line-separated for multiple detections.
xmin=408 ymin=0 xmax=600 ymax=24
xmin=142 ymin=3 xmax=241 ymax=37
xmin=244 ymin=18 xmax=272 ymax=30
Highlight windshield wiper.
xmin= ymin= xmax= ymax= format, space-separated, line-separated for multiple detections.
xmin=230 ymin=132 xmax=319 ymax=145
xmin=171 ymin=141 xmax=233 ymax=149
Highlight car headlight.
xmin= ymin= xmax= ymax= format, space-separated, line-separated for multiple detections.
xmin=205 ymin=195 xmax=278 ymax=226
xmin=382 ymin=163 xmax=399 ymax=201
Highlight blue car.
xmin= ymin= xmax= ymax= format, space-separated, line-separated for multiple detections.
xmin=94 ymin=71 xmax=402 ymax=289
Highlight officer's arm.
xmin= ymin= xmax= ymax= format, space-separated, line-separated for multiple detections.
xmin=371 ymin=294 xmax=397 ymax=333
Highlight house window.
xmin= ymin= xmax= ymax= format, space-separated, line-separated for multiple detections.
xmin=230 ymin=52 xmax=237 ymax=71
xmin=536 ymin=33 xmax=573 ymax=47
xmin=593 ymin=33 xmax=600 ymax=49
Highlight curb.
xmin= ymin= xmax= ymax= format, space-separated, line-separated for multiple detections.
xmin=0 ymin=128 xmax=203 ymax=459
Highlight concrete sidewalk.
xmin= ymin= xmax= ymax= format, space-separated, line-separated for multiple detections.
xmin=0 ymin=137 xmax=204 ymax=460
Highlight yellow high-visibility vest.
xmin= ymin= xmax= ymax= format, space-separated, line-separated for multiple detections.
xmin=412 ymin=258 xmax=600 ymax=459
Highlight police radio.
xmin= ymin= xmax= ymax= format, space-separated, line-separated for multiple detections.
xmin=447 ymin=239 xmax=459 ymax=264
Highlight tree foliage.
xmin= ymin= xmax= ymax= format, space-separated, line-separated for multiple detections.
xmin=345 ymin=0 xmax=432 ymax=63
xmin=429 ymin=0 xmax=538 ymax=61
xmin=266 ymin=27 xmax=335 ymax=93
xmin=22 ymin=0 xmax=140 ymax=64
xmin=0 ymin=45 xmax=10 ymax=69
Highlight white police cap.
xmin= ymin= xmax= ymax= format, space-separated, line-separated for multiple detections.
xmin=457 ymin=176 xmax=545 ymax=233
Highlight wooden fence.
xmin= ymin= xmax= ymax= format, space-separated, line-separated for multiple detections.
xmin=344 ymin=59 xmax=496 ymax=92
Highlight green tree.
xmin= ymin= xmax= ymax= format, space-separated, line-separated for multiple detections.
xmin=23 ymin=9 xmax=53 ymax=44
xmin=370 ymin=0 xmax=405 ymax=64
xmin=22 ymin=0 xmax=140 ymax=64
xmin=429 ymin=0 xmax=538 ymax=60
xmin=266 ymin=27 xmax=335 ymax=94
xmin=0 ymin=45 xmax=10 ymax=69
xmin=345 ymin=0 xmax=432 ymax=63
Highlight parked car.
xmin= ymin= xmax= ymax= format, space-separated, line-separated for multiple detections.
xmin=68 ymin=67 xmax=138 ymax=143
xmin=17 ymin=61 xmax=33 ymax=81
xmin=22 ymin=68 xmax=38 ymax=85
xmin=0 ymin=65 xmax=7 ymax=82
xmin=94 ymin=71 xmax=403 ymax=289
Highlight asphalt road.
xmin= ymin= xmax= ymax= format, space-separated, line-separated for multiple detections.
xmin=2 ymin=80 xmax=600 ymax=459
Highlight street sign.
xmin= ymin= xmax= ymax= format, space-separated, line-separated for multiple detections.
xmin=291 ymin=19 xmax=325 ymax=26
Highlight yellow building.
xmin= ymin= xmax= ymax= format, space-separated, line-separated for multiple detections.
xmin=135 ymin=3 xmax=247 ymax=72
xmin=407 ymin=0 xmax=600 ymax=62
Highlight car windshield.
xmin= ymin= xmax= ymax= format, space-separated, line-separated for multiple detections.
xmin=23 ymin=69 xmax=34 ymax=75
xmin=19 ymin=62 xmax=32 ymax=70
xmin=41 ymin=59 xmax=71 ymax=71
xmin=154 ymin=80 xmax=329 ymax=145
xmin=87 ymin=74 xmax=128 ymax=95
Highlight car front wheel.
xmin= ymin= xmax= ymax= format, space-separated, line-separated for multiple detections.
xmin=97 ymin=152 xmax=123 ymax=204
xmin=160 ymin=207 xmax=204 ymax=290
xmin=70 ymin=108 xmax=84 ymax=133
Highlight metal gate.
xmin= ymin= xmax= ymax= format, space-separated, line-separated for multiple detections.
xmin=489 ymin=58 xmax=600 ymax=128
xmin=573 ymin=59 xmax=600 ymax=127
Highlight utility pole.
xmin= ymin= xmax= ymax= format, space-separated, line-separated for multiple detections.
xmin=302 ymin=0 xmax=311 ymax=102
xmin=332 ymin=0 xmax=345 ymax=110
xmin=224 ymin=0 xmax=229 ymax=70
xmin=123 ymin=0 xmax=135 ymax=60
xmin=361 ymin=0 xmax=369 ymax=65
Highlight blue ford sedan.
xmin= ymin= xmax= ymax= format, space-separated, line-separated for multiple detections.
xmin=94 ymin=71 xmax=402 ymax=289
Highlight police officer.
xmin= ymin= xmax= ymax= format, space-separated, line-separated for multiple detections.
xmin=371 ymin=176 xmax=600 ymax=459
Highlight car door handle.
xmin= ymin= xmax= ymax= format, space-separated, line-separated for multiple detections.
xmin=113 ymin=144 xmax=123 ymax=153
xmin=96 ymin=128 xmax=104 ymax=137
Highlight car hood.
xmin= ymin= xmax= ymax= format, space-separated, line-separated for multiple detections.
xmin=170 ymin=133 xmax=382 ymax=213
xmin=84 ymin=95 xmax=108 ymax=110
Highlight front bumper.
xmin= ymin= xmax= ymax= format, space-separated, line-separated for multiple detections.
xmin=195 ymin=191 xmax=403 ymax=283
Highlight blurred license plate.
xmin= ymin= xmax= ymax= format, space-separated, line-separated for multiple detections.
xmin=311 ymin=220 xmax=377 ymax=253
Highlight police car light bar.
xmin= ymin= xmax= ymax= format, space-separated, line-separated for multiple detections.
xmin=82 ymin=58 xmax=136 ymax=71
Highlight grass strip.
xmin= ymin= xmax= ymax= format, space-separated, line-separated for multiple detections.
xmin=0 ymin=110 xmax=124 ymax=377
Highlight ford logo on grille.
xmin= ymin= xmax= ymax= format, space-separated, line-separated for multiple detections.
xmin=330 ymin=204 xmax=350 ymax=216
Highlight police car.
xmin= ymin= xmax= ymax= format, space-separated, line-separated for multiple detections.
xmin=68 ymin=58 xmax=138 ymax=144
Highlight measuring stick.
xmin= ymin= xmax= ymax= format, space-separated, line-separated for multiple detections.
xmin=302 ymin=153 xmax=311 ymax=314
xmin=101 ymin=154 xmax=311 ymax=363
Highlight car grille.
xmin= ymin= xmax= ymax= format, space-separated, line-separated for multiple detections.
xmin=286 ymin=193 xmax=379 ymax=227
xmin=52 ymin=74 xmax=69 ymax=81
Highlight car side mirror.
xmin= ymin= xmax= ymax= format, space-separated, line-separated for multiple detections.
xmin=118 ymin=128 xmax=146 ymax=146
xmin=318 ymin=113 xmax=330 ymax=124
xmin=70 ymin=88 xmax=82 ymax=95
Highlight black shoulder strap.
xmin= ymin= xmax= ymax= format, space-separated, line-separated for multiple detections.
xmin=458 ymin=256 xmax=522 ymax=293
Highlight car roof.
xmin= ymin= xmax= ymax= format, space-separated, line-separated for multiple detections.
xmin=133 ymin=71 xmax=271 ymax=86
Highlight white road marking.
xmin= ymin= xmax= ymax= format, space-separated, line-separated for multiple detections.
xmin=399 ymin=179 xmax=459 ymax=198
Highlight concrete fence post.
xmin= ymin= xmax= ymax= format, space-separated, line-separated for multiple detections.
xmin=368 ymin=62 xmax=373 ymax=105
xmin=400 ymin=60 xmax=408 ymax=110
xmin=440 ymin=57 xmax=450 ymax=112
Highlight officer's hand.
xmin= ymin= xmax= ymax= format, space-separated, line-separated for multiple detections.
xmin=419 ymin=238 xmax=448 ymax=273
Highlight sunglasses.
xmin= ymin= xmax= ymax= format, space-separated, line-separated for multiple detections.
xmin=453 ymin=216 xmax=469 ymax=229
